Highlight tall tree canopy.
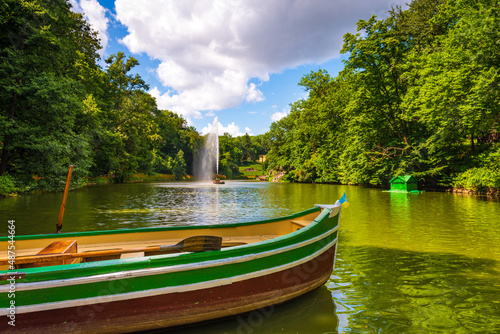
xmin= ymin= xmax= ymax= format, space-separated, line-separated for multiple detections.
xmin=0 ymin=0 xmax=202 ymax=192
xmin=0 ymin=0 xmax=101 ymax=188
xmin=265 ymin=0 xmax=500 ymax=190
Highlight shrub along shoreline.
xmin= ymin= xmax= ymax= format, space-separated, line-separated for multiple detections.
xmin=1 ymin=170 xmax=499 ymax=198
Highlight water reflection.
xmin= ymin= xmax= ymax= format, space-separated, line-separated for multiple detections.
xmin=0 ymin=181 xmax=349 ymax=236
xmin=145 ymin=286 xmax=338 ymax=334
xmin=0 ymin=181 xmax=296 ymax=235
xmin=331 ymin=245 xmax=500 ymax=333
xmin=1 ymin=181 xmax=500 ymax=333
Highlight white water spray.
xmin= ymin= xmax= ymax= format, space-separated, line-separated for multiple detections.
xmin=194 ymin=117 xmax=219 ymax=180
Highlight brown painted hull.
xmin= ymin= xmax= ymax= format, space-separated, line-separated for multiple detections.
xmin=5 ymin=245 xmax=336 ymax=334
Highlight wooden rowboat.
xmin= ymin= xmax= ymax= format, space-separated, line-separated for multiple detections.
xmin=0 ymin=202 xmax=342 ymax=333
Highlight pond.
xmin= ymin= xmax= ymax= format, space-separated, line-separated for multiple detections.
xmin=1 ymin=181 xmax=499 ymax=333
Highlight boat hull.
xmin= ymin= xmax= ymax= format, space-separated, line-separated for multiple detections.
xmin=0 ymin=206 xmax=340 ymax=333
xmin=8 ymin=245 xmax=335 ymax=333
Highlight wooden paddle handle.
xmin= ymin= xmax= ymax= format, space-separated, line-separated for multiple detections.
xmin=56 ymin=165 xmax=73 ymax=233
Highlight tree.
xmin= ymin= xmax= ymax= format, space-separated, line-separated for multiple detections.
xmin=240 ymin=133 xmax=253 ymax=161
xmin=336 ymin=0 xmax=452 ymax=184
xmin=0 ymin=1 xmax=206 ymax=194
xmin=169 ymin=150 xmax=187 ymax=180
xmin=91 ymin=53 xmax=156 ymax=180
xmin=0 ymin=0 xmax=101 ymax=189
xmin=401 ymin=0 xmax=500 ymax=186
xmin=154 ymin=110 xmax=200 ymax=175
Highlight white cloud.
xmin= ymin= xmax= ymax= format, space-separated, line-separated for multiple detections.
xmin=115 ymin=0 xmax=406 ymax=119
xmin=69 ymin=0 xmax=109 ymax=53
xmin=200 ymin=121 xmax=252 ymax=137
xmin=246 ymin=83 xmax=264 ymax=103
xmin=149 ymin=86 xmax=204 ymax=119
xmin=149 ymin=69 xmax=251 ymax=118
xmin=204 ymin=111 xmax=216 ymax=117
xmin=244 ymin=127 xmax=253 ymax=135
xmin=271 ymin=108 xmax=289 ymax=122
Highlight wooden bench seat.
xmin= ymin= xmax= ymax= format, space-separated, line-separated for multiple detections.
xmin=291 ymin=220 xmax=312 ymax=230
xmin=18 ymin=240 xmax=78 ymax=268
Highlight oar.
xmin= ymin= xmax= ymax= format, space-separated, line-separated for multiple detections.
xmin=0 ymin=235 xmax=222 ymax=266
xmin=56 ymin=165 xmax=73 ymax=233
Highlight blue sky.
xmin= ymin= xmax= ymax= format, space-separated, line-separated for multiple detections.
xmin=70 ymin=0 xmax=405 ymax=136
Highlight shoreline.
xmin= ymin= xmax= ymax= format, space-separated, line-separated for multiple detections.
xmin=3 ymin=176 xmax=499 ymax=199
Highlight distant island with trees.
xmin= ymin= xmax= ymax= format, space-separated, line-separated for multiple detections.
xmin=1 ymin=0 xmax=498 ymax=197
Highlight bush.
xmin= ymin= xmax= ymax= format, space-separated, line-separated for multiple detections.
xmin=124 ymin=173 xmax=176 ymax=182
xmin=0 ymin=174 xmax=19 ymax=196
xmin=83 ymin=175 xmax=112 ymax=185
xmin=453 ymin=167 xmax=500 ymax=190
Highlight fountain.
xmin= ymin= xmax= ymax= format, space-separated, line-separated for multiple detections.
xmin=194 ymin=117 xmax=224 ymax=183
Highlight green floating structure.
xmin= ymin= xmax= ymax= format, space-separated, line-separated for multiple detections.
xmin=388 ymin=175 xmax=424 ymax=193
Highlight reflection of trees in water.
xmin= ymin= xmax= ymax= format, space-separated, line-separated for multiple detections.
xmin=331 ymin=245 xmax=500 ymax=333
xmin=164 ymin=285 xmax=338 ymax=334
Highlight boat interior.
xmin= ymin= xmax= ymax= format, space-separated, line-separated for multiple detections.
xmin=0 ymin=211 xmax=320 ymax=271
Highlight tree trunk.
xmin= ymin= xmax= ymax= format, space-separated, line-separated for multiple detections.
xmin=1 ymin=20 xmax=25 ymax=176
xmin=0 ymin=142 xmax=9 ymax=176
xmin=0 ymin=92 xmax=17 ymax=175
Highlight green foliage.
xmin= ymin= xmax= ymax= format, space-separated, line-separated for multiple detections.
xmin=0 ymin=0 xmax=99 ymax=191
xmin=0 ymin=0 xmax=203 ymax=193
xmin=453 ymin=168 xmax=500 ymax=190
xmin=238 ymin=162 xmax=264 ymax=179
xmin=264 ymin=0 xmax=500 ymax=192
xmin=3 ymin=0 xmax=497 ymax=194
xmin=124 ymin=173 xmax=176 ymax=182
xmin=169 ymin=150 xmax=187 ymax=180
xmin=0 ymin=174 xmax=19 ymax=196
xmin=219 ymin=152 xmax=237 ymax=178
xmin=83 ymin=175 xmax=112 ymax=185
xmin=216 ymin=132 xmax=267 ymax=179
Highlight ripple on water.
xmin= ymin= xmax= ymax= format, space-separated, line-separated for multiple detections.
xmin=2 ymin=181 xmax=499 ymax=333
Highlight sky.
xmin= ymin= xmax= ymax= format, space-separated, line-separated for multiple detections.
xmin=69 ymin=0 xmax=406 ymax=136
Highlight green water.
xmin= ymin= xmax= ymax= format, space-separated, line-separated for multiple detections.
xmin=1 ymin=181 xmax=500 ymax=333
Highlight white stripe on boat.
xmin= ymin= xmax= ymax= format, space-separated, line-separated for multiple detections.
xmin=0 ymin=237 xmax=337 ymax=316
xmin=2 ymin=226 xmax=338 ymax=293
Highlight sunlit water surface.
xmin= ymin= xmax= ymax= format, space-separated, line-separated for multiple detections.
xmin=1 ymin=181 xmax=499 ymax=333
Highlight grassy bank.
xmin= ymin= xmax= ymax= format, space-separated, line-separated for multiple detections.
xmin=237 ymin=161 xmax=266 ymax=179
